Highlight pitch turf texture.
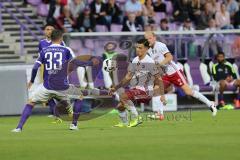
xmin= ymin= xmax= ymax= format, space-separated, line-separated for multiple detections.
xmin=1 ymin=110 xmax=240 ymax=160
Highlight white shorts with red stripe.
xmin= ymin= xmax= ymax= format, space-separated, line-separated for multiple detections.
xmin=162 ymin=70 xmax=187 ymax=88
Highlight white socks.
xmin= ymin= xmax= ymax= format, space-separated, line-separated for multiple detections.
xmin=119 ymin=110 xmax=128 ymax=124
xmin=152 ymin=95 xmax=164 ymax=115
xmin=126 ymin=100 xmax=138 ymax=119
xmin=192 ymin=90 xmax=212 ymax=107
xmin=77 ymin=67 xmax=87 ymax=88
xmin=102 ymin=67 xmax=113 ymax=88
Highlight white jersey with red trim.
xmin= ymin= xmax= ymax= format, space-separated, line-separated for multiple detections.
xmin=129 ymin=55 xmax=158 ymax=92
xmin=148 ymin=41 xmax=180 ymax=75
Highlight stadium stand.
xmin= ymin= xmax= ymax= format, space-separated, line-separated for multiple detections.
xmin=0 ymin=0 xmax=44 ymax=63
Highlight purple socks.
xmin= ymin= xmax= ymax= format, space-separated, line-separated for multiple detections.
xmin=72 ymin=100 xmax=82 ymax=126
xmin=48 ymin=99 xmax=56 ymax=115
xmin=17 ymin=104 xmax=33 ymax=129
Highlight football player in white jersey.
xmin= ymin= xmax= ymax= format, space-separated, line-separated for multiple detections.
xmin=109 ymin=39 xmax=165 ymax=127
xmin=145 ymin=31 xmax=217 ymax=116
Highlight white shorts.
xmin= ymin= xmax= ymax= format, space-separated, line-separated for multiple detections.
xmin=29 ymin=84 xmax=81 ymax=103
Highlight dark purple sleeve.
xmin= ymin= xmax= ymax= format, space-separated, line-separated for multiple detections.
xmin=30 ymin=62 xmax=41 ymax=83
xmin=38 ymin=42 xmax=42 ymax=53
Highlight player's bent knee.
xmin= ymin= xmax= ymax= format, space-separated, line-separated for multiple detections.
xmin=120 ymin=93 xmax=129 ymax=101
xmin=27 ymin=100 xmax=35 ymax=107
xmin=117 ymin=103 xmax=125 ymax=111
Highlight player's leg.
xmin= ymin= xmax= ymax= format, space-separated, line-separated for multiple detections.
xmin=151 ymin=96 xmax=164 ymax=120
xmin=47 ymin=98 xmax=56 ymax=117
xmin=76 ymin=67 xmax=88 ymax=88
xmin=151 ymin=81 xmax=169 ymax=120
xmin=168 ymin=70 xmax=217 ymax=116
xmin=12 ymin=102 xmax=35 ymax=132
xmin=181 ymin=84 xmax=217 ymax=116
xmin=233 ymin=79 xmax=240 ymax=107
xmin=102 ymin=66 xmax=113 ymax=89
xmin=12 ymin=85 xmax=49 ymax=132
xmin=114 ymin=101 xmax=129 ymax=127
xmin=219 ymin=80 xmax=227 ymax=105
xmin=121 ymin=89 xmax=145 ymax=127
xmin=86 ymin=66 xmax=94 ymax=89
xmin=70 ymin=100 xmax=83 ymax=130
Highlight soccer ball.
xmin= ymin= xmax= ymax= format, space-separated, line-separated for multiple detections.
xmin=103 ymin=59 xmax=116 ymax=72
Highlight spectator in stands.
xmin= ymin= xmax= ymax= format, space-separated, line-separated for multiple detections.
xmin=90 ymin=0 xmax=110 ymax=31
xmin=46 ymin=0 xmax=68 ymax=26
xmin=158 ymin=18 xmax=169 ymax=31
xmin=189 ymin=0 xmax=201 ymax=24
xmin=76 ymin=7 xmax=96 ymax=32
xmin=106 ymin=0 xmax=122 ymax=25
xmin=125 ymin=0 xmax=143 ymax=17
xmin=196 ymin=2 xmax=214 ymax=30
xmin=56 ymin=6 xmax=75 ymax=32
xmin=233 ymin=4 xmax=240 ymax=28
xmin=179 ymin=18 xmax=195 ymax=31
xmin=153 ymin=0 xmax=166 ymax=13
xmin=205 ymin=19 xmax=222 ymax=56
xmin=68 ymin=0 xmax=86 ymax=19
xmin=144 ymin=25 xmax=156 ymax=31
xmin=226 ymin=0 xmax=239 ymax=18
xmin=212 ymin=52 xmax=240 ymax=107
xmin=157 ymin=18 xmax=175 ymax=54
xmin=215 ymin=2 xmax=234 ymax=29
xmin=178 ymin=18 xmax=196 ymax=58
xmin=142 ymin=0 xmax=156 ymax=26
xmin=124 ymin=0 xmax=144 ymax=27
xmin=102 ymin=42 xmax=118 ymax=89
xmin=122 ymin=13 xmax=143 ymax=32
xmin=172 ymin=0 xmax=191 ymax=22
xmin=205 ymin=0 xmax=220 ymax=14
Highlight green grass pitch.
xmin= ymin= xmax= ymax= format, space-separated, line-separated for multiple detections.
xmin=1 ymin=110 xmax=240 ymax=160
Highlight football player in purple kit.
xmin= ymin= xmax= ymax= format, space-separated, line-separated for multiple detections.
xmin=28 ymin=24 xmax=66 ymax=118
xmin=12 ymin=30 xmax=100 ymax=132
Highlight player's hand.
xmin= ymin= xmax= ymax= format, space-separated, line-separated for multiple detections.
xmin=27 ymin=82 xmax=33 ymax=89
xmin=91 ymin=57 xmax=100 ymax=66
xmin=108 ymin=87 xmax=116 ymax=96
xmin=160 ymin=95 xmax=167 ymax=105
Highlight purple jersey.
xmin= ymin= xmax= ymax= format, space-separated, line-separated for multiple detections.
xmin=38 ymin=39 xmax=65 ymax=52
xmin=36 ymin=44 xmax=73 ymax=90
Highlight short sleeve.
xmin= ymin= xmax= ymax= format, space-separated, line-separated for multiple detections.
xmin=66 ymin=49 xmax=73 ymax=61
xmin=127 ymin=63 xmax=135 ymax=73
xmin=159 ymin=43 xmax=170 ymax=55
xmin=66 ymin=47 xmax=75 ymax=58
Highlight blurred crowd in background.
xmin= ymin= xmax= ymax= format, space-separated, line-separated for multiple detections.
xmin=25 ymin=0 xmax=240 ymax=32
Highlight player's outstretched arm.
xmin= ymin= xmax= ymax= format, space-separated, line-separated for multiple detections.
xmin=109 ymin=71 xmax=133 ymax=95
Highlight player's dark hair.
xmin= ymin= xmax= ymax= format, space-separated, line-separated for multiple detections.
xmin=217 ymin=51 xmax=225 ymax=56
xmin=51 ymin=29 xmax=63 ymax=41
xmin=44 ymin=24 xmax=55 ymax=29
xmin=137 ymin=38 xmax=150 ymax=48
